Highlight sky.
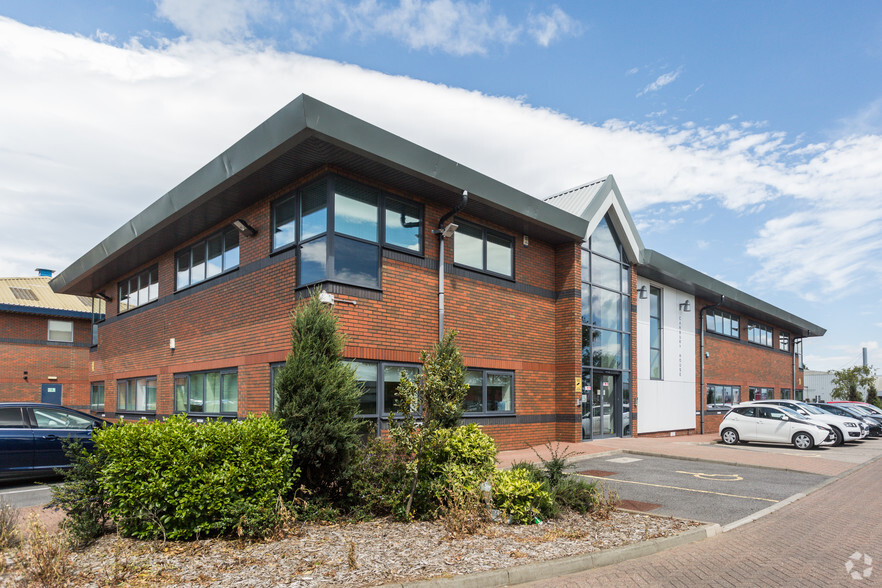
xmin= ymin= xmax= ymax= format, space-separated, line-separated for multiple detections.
xmin=0 ymin=0 xmax=881 ymax=373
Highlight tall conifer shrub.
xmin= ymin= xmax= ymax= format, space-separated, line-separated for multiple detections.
xmin=274 ymin=292 xmax=367 ymax=495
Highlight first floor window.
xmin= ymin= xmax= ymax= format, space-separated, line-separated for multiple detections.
xmin=118 ymin=265 xmax=158 ymax=313
xmin=706 ymin=384 xmax=740 ymax=409
xmin=175 ymin=369 xmax=238 ymax=414
xmin=706 ymin=310 xmax=739 ymax=338
xmin=453 ymin=219 xmax=513 ymax=278
xmin=48 ymin=320 xmax=73 ymax=342
xmin=464 ymin=370 xmax=514 ymax=414
xmin=749 ymin=386 xmax=774 ymax=401
xmin=90 ymin=382 xmax=105 ymax=412
xmin=117 ymin=377 xmax=157 ymax=412
xmin=649 ymin=286 xmax=662 ymax=379
xmin=747 ymin=322 xmax=773 ymax=347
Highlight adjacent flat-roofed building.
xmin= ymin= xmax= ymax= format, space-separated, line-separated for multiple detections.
xmin=1 ymin=273 xmax=103 ymax=409
xmin=50 ymin=95 xmax=825 ymax=448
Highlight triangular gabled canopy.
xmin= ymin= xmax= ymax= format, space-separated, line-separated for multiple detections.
xmin=544 ymin=175 xmax=644 ymax=263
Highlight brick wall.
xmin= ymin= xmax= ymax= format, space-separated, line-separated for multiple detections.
xmin=87 ymin=168 xmax=583 ymax=450
xmin=0 ymin=311 xmax=92 ymax=408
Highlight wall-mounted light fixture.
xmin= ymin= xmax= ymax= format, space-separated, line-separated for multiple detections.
xmin=679 ymin=300 xmax=692 ymax=312
xmin=95 ymin=292 xmax=112 ymax=302
xmin=23 ymin=370 xmax=28 ymax=381
xmin=435 ymin=223 xmax=458 ymax=238
xmin=232 ymin=219 xmax=257 ymax=237
xmin=169 ymin=338 xmax=176 ymax=350
xmin=636 ymin=286 xmax=648 ymax=299
xmin=48 ymin=376 xmax=58 ymax=381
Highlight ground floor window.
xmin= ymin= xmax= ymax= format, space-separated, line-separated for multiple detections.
xmin=117 ymin=377 xmax=157 ymax=412
xmin=175 ymin=369 xmax=238 ymax=415
xmin=90 ymin=382 xmax=105 ymax=412
xmin=795 ymin=389 xmax=804 ymax=401
xmin=464 ymin=370 xmax=514 ymax=414
xmin=749 ymin=386 xmax=774 ymax=401
xmin=780 ymin=388 xmax=792 ymax=400
xmin=707 ymin=384 xmax=740 ymax=410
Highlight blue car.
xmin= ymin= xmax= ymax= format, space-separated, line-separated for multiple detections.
xmin=0 ymin=403 xmax=106 ymax=481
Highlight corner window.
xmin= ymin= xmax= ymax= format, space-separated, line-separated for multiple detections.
xmin=175 ymin=369 xmax=238 ymax=415
xmin=48 ymin=320 xmax=73 ymax=342
xmin=779 ymin=333 xmax=790 ymax=351
xmin=453 ymin=219 xmax=513 ymax=278
xmin=749 ymin=386 xmax=774 ymax=401
xmin=90 ymin=382 xmax=105 ymax=412
xmin=706 ymin=309 xmax=739 ymax=338
xmin=464 ymin=370 xmax=514 ymax=414
xmin=706 ymin=384 xmax=740 ymax=410
xmin=649 ymin=286 xmax=662 ymax=380
xmin=117 ymin=377 xmax=157 ymax=412
xmin=271 ymin=175 xmax=424 ymax=290
xmin=176 ymin=228 xmax=239 ymax=290
xmin=747 ymin=322 xmax=773 ymax=347
xmin=118 ymin=265 xmax=159 ymax=313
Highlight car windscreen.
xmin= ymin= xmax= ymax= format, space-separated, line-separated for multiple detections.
xmin=796 ymin=403 xmax=826 ymax=415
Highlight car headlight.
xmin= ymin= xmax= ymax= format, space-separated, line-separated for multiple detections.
xmin=845 ymin=422 xmax=858 ymax=428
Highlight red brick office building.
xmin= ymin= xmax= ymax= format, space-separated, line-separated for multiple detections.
xmin=0 ymin=275 xmax=100 ymax=409
xmin=50 ymin=95 xmax=824 ymax=448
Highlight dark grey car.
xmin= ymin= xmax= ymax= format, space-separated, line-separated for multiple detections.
xmin=0 ymin=403 xmax=106 ymax=481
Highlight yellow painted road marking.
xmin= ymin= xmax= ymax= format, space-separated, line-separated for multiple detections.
xmin=676 ymin=471 xmax=743 ymax=481
xmin=576 ymin=474 xmax=778 ymax=503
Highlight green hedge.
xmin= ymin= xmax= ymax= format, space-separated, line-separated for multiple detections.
xmin=95 ymin=414 xmax=296 ymax=540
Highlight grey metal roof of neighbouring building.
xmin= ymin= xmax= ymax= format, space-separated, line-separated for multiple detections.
xmin=637 ymin=249 xmax=826 ymax=338
xmin=51 ymin=94 xmax=590 ymax=295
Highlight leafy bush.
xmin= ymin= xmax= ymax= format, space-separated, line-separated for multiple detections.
xmin=347 ymin=437 xmax=409 ymax=519
xmin=509 ymin=461 xmax=545 ymax=484
xmin=428 ymin=424 xmax=498 ymax=491
xmin=552 ymin=477 xmax=600 ymax=514
xmin=492 ymin=468 xmax=552 ymax=524
xmin=95 ymin=414 xmax=295 ymax=540
xmin=50 ymin=438 xmax=110 ymax=547
xmin=275 ymin=292 xmax=368 ymax=496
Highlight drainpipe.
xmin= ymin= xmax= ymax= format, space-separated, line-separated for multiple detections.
xmin=698 ymin=295 xmax=725 ymax=434
xmin=434 ymin=191 xmax=468 ymax=340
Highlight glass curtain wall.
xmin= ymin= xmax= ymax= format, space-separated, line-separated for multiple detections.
xmin=581 ymin=216 xmax=632 ymax=439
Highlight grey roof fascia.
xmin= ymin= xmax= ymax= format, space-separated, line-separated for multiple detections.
xmin=52 ymin=94 xmax=588 ymax=295
xmin=637 ymin=249 xmax=826 ymax=338
xmin=302 ymin=98 xmax=587 ymax=237
xmin=580 ymin=176 xmax=645 ymax=255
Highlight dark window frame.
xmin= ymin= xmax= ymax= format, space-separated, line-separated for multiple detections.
xmin=649 ymin=285 xmax=662 ymax=380
xmin=90 ymin=381 xmax=105 ymax=412
xmin=271 ymin=175 xmax=425 ymax=290
xmin=749 ymin=386 xmax=774 ymax=401
xmin=174 ymin=368 xmax=239 ymax=416
xmin=747 ymin=321 xmax=774 ymax=347
xmin=706 ymin=384 xmax=740 ymax=410
xmin=706 ymin=309 xmax=740 ymax=339
xmin=463 ymin=369 xmax=516 ymax=415
xmin=118 ymin=265 xmax=159 ymax=314
xmin=452 ymin=217 xmax=515 ymax=279
xmin=116 ymin=376 xmax=157 ymax=413
xmin=779 ymin=332 xmax=790 ymax=352
xmin=175 ymin=227 xmax=240 ymax=291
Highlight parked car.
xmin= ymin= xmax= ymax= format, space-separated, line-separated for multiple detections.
xmin=747 ymin=399 xmax=867 ymax=446
xmin=809 ymin=402 xmax=882 ymax=437
xmin=828 ymin=400 xmax=882 ymax=417
xmin=719 ymin=404 xmax=834 ymax=450
xmin=0 ymin=403 xmax=107 ymax=481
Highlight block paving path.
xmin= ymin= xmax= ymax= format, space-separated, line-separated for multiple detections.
xmin=522 ymin=451 xmax=882 ymax=587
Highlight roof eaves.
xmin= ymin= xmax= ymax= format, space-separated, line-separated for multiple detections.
xmin=637 ymin=249 xmax=826 ymax=337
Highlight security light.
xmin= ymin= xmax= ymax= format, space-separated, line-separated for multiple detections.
xmin=232 ymin=218 xmax=257 ymax=236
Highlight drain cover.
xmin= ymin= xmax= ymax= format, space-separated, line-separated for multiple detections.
xmin=617 ymin=499 xmax=661 ymax=512
xmin=579 ymin=469 xmax=617 ymax=477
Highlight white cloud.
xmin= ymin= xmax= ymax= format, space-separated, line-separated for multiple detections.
xmin=637 ymin=68 xmax=682 ymax=97
xmin=152 ymin=0 xmax=579 ymax=55
xmin=526 ymin=5 xmax=582 ymax=47
xmin=0 ymin=15 xmax=881 ymax=321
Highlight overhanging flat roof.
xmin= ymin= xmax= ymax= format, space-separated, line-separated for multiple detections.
xmin=52 ymin=94 xmax=589 ymax=295
xmin=638 ymin=249 xmax=826 ymax=338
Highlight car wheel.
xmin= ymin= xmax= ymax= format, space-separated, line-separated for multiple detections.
xmin=721 ymin=428 xmax=739 ymax=445
xmin=793 ymin=432 xmax=815 ymax=450
xmin=830 ymin=427 xmax=844 ymax=446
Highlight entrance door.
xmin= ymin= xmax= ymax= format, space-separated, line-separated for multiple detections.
xmin=582 ymin=372 xmax=619 ymax=439
xmin=40 ymin=383 xmax=62 ymax=405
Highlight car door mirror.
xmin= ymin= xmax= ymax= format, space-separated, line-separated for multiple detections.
xmin=781 ymin=415 xmax=789 ymax=421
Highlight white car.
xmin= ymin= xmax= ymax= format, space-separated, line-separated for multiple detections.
xmin=748 ymin=400 xmax=867 ymax=446
xmin=719 ymin=404 xmax=834 ymax=450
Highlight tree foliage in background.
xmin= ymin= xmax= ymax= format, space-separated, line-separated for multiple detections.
xmin=831 ymin=365 xmax=875 ymax=402
xmin=866 ymin=377 xmax=881 ymax=408
xmin=274 ymin=292 xmax=368 ymax=496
